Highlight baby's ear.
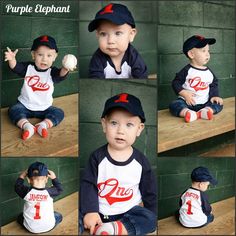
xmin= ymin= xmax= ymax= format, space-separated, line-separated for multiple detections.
xmin=187 ymin=49 xmax=194 ymax=59
xmin=53 ymin=52 xmax=58 ymax=62
xmin=31 ymin=51 xmax=35 ymax=60
xmin=101 ymin=118 xmax=107 ymax=133
xmin=129 ymin=28 xmax=137 ymax=43
xmin=136 ymin=123 xmax=145 ymax=137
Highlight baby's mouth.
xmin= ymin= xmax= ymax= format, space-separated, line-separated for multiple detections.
xmin=115 ymin=138 xmax=125 ymax=142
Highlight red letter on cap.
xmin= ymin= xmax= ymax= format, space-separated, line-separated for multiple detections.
xmin=115 ymin=93 xmax=129 ymax=103
xmin=100 ymin=3 xmax=114 ymax=15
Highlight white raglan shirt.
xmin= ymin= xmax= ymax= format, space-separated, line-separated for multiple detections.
xmin=23 ymin=188 xmax=55 ymax=233
xmin=18 ymin=64 xmax=54 ymax=111
xmin=179 ymin=188 xmax=207 ymax=227
xmin=181 ymin=67 xmax=214 ymax=104
xmin=97 ymin=157 xmax=142 ymax=215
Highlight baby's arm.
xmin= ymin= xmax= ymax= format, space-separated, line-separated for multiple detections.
xmin=83 ymin=212 xmax=102 ymax=235
xmin=59 ymin=67 xmax=70 ymax=77
xmin=47 ymin=170 xmax=63 ymax=197
xmin=48 ymin=169 xmax=57 ymax=180
xmin=4 ymin=47 xmax=18 ymax=69
xmin=19 ymin=169 xmax=28 ymax=179
xmin=179 ymin=89 xmax=196 ymax=106
xmin=15 ymin=169 xmax=30 ymax=198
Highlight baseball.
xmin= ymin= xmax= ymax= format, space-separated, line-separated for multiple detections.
xmin=62 ymin=54 xmax=77 ymax=71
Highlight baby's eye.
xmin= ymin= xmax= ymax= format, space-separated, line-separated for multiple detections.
xmin=48 ymin=54 xmax=52 ymax=58
xmin=115 ymin=31 xmax=123 ymax=36
xmin=110 ymin=121 xmax=117 ymax=126
xmin=99 ymin=32 xmax=107 ymax=37
xmin=127 ymin=123 xmax=134 ymax=127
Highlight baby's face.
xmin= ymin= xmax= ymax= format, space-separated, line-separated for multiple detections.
xmin=188 ymin=44 xmax=210 ymax=68
xmin=32 ymin=46 xmax=57 ymax=70
xmin=96 ymin=21 xmax=136 ymax=60
xmin=101 ymin=108 xmax=144 ymax=152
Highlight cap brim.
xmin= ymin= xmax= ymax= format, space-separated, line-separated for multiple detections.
xmin=195 ymin=38 xmax=216 ymax=48
xmin=88 ymin=16 xmax=133 ymax=32
xmin=210 ymin=177 xmax=218 ymax=185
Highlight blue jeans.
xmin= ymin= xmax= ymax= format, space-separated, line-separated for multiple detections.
xmin=17 ymin=211 xmax=63 ymax=231
xmin=169 ymin=98 xmax=223 ymax=117
xmin=79 ymin=206 xmax=157 ymax=235
xmin=8 ymin=101 xmax=64 ymax=126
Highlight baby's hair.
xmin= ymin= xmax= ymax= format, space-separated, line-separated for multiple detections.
xmin=32 ymin=169 xmax=39 ymax=175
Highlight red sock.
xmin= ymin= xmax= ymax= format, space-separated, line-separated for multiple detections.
xmin=35 ymin=120 xmax=51 ymax=138
xmin=184 ymin=110 xmax=198 ymax=123
xmin=198 ymin=108 xmax=213 ymax=120
xmin=21 ymin=122 xmax=36 ymax=140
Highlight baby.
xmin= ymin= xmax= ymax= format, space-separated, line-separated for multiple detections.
xmin=88 ymin=3 xmax=148 ymax=78
xmin=15 ymin=161 xmax=63 ymax=233
xmin=5 ymin=35 xmax=77 ymax=140
xmin=169 ymin=35 xmax=223 ymax=122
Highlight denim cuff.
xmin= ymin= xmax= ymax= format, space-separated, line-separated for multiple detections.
xmin=120 ymin=217 xmax=136 ymax=235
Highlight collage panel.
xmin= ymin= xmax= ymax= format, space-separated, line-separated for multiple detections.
xmin=157 ymin=156 xmax=235 ymax=235
xmin=0 ymin=157 xmax=79 ymax=235
xmin=79 ymin=0 xmax=157 ymax=79
xmin=157 ymin=0 xmax=235 ymax=158
xmin=1 ymin=0 xmax=79 ymax=157
xmin=156 ymin=1 xmax=235 ymax=236
xmin=79 ymin=79 xmax=157 ymax=235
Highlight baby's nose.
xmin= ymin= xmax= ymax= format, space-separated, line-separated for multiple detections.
xmin=107 ymin=34 xmax=115 ymax=44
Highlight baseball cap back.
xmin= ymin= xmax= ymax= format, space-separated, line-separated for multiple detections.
xmin=88 ymin=3 xmax=135 ymax=32
xmin=27 ymin=162 xmax=48 ymax=178
xmin=101 ymin=93 xmax=145 ymax=123
xmin=191 ymin=166 xmax=217 ymax=185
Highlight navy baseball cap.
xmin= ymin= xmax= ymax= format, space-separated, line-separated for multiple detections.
xmin=183 ymin=35 xmax=216 ymax=57
xmin=31 ymin=35 xmax=58 ymax=52
xmin=101 ymin=93 xmax=145 ymax=123
xmin=27 ymin=162 xmax=48 ymax=178
xmin=88 ymin=3 xmax=135 ymax=32
xmin=191 ymin=166 xmax=217 ymax=185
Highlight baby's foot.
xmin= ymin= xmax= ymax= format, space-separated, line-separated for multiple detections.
xmin=198 ymin=108 xmax=213 ymax=120
xmin=184 ymin=110 xmax=198 ymax=123
xmin=35 ymin=121 xmax=49 ymax=138
xmin=93 ymin=221 xmax=122 ymax=235
xmin=22 ymin=122 xmax=36 ymax=140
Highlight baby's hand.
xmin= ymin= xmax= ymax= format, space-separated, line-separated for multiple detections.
xmin=210 ymin=96 xmax=223 ymax=105
xmin=48 ymin=170 xmax=56 ymax=179
xmin=179 ymin=89 xmax=196 ymax=106
xmin=19 ymin=169 xmax=28 ymax=179
xmin=83 ymin=212 xmax=102 ymax=235
xmin=5 ymin=47 xmax=18 ymax=62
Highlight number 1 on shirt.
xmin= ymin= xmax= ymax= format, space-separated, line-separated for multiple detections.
xmin=34 ymin=202 xmax=41 ymax=219
xmin=186 ymin=200 xmax=193 ymax=215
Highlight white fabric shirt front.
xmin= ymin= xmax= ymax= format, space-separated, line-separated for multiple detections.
xmin=18 ymin=64 xmax=54 ymax=111
xmin=104 ymin=61 xmax=132 ymax=79
xmin=97 ymin=157 xmax=142 ymax=215
xmin=181 ymin=67 xmax=214 ymax=104
xmin=179 ymin=188 xmax=207 ymax=227
xmin=23 ymin=188 xmax=55 ymax=233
